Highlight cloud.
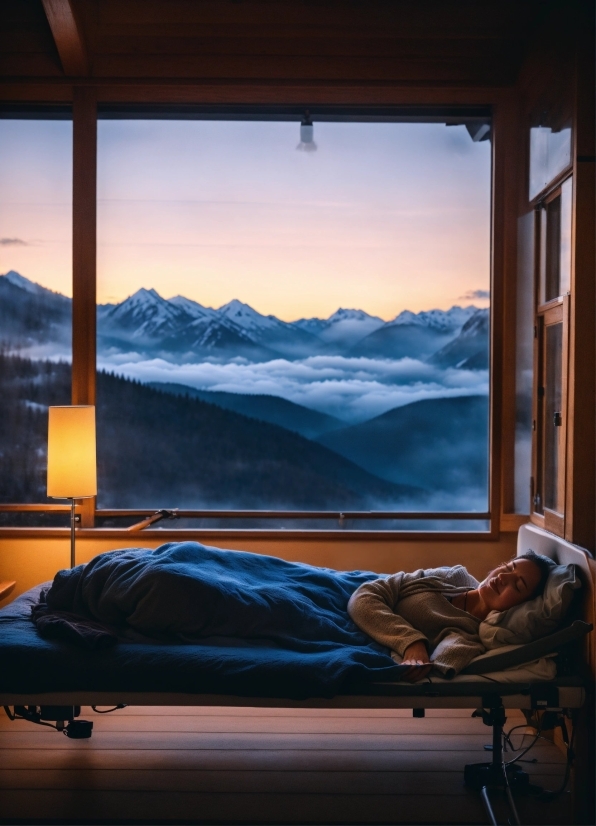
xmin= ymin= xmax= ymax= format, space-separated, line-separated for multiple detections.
xmin=0 ymin=237 xmax=28 ymax=246
xmin=460 ymin=289 xmax=490 ymax=300
xmin=97 ymin=352 xmax=488 ymax=424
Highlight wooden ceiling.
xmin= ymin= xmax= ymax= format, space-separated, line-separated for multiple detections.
xmin=0 ymin=0 xmax=555 ymax=87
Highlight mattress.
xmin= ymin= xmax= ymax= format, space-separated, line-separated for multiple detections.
xmin=0 ymin=584 xmax=585 ymax=705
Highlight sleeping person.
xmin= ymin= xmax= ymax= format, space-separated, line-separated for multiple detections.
xmin=348 ymin=550 xmax=554 ymax=682
xmin=33 ymin=542 xmax=556 ymax=685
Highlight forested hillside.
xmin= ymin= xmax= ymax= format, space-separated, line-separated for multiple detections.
xmin=0 ymin=354 xmax=420 ymax=510
xmin=318 ymin=395 xmax=489 ymax=508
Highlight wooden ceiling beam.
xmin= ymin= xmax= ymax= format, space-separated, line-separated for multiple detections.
xmin=41 ymin=0 xmax=89 ymax=76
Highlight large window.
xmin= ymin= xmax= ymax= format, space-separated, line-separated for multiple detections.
xmin=93 ymin=113 xmax=492 ymax=528
xmin=0 ymin=116 xmax=73 ymax=525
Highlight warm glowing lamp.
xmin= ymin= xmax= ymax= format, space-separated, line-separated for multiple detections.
xmin=47 ymin=406 xmax=97 ymax=568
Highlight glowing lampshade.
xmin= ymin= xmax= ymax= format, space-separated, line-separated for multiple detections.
xmin=47 ymin=406 xmax=97 ymax=499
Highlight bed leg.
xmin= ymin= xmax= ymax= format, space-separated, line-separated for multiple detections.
xmin=464 ymin=696 xmax=534 ymax=825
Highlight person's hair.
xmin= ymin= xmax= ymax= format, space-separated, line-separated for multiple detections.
xmin=517 ymin=550 xmax=555 ymax=598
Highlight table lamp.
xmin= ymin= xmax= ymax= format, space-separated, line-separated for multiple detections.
xmin=47 ymin=405 xmax=97 ymax=568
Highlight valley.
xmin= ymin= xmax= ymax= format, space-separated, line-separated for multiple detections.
xmin=0 ymin=270 xmax=490 ymax=511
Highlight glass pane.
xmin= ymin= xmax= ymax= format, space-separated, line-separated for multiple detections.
xmin=514 ymin=212 xmax=534 ymax=512
xmin=529 ymin=126 xmax=572 ymax=201
xmin=96 ymin=119 xmax=491 ymax=523
xmin=545 ymin=195 xmax=562 ymax=301
xmin=544 ymin=322 xmax=563 ymax=512
xmin=0 ymin=119 xmax=72 ymax=506
xmin=559 ymin=177 xmax=572 ymax=295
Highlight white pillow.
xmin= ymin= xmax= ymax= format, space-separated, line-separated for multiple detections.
xmin=479 ymin=564 xmax=581 ymax=649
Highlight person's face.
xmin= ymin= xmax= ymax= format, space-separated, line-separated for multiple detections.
xmin=478 ymin=558 xmax=542 ymax=613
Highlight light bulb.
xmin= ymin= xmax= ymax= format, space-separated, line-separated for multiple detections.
xmin=297 ymin=112 xmax=317 ymax=152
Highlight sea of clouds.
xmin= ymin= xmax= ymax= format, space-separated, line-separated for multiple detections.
xmin=97 ymin=352 xmax=488 ymax=423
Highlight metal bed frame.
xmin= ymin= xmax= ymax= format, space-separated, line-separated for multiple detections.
xmin=1 ymin=524 xmax=593 ymax=825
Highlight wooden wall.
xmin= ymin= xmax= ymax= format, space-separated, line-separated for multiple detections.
xmin=0 ymin=533 xmax=517 ymax=603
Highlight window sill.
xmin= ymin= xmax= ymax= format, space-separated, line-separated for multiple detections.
xmin=0 ymin=526 xmax=496 ymax=541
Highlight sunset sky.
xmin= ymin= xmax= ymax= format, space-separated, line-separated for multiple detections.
xmin=0 ymin=118 xmax=491 ymax=321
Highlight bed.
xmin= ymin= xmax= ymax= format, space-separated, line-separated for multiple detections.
xmin=0 ymin=524 xmax=593 ymax=823
xmin=0 ymin=522 xmax=592 ymax=711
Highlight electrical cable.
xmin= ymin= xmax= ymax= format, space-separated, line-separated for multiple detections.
xmin=538 ymin=717 xmax=576 ymax=800
xmin=91 ymin=704 xmax=127 ymax=713
xmin=503 ymin=710 xmax=576 ymax=799
xmin=3 ymin=706 xmax=59 ymax=731
xmin=504 ymin=723 xmax=543 ymax=765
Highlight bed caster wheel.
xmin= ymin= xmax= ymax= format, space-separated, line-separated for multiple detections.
xmin=65 ymin=719 xmax=93 ymax=739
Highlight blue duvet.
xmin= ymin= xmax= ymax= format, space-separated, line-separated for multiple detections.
xmin=17 ymin=543 xmax=402 ymax=697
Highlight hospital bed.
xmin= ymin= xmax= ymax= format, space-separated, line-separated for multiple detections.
xmin=0 ymin=523 xmax=593 ymax=824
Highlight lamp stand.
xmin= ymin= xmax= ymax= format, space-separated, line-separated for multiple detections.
xmin=69 ymin=498 xmax=77 ymax=568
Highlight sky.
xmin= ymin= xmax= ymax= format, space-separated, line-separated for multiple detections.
xmin=0 ymin=118 xmax=491 ymax=321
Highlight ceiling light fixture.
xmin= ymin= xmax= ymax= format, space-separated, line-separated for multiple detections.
xmin=297 ymin=111 xmax=317 ymax=152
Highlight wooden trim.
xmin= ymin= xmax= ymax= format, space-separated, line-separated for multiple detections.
xmin=489 ymin=96 xmax=515 ymax=539
xmin=0 ymin=81 xmax=511 ymax=105
xmin=536 ymin=295 xmax=565 ymax=316
xmin=543 ymin=508 xmax=564 ymax=537
xmin=535 ymin=299 xmax=569 ymax=535
xmin=72 ymin=86 xmax=97 ymax=528
xmin=0 ymin=504 xmax=71 ymax=512
xmin=0 ymin=582 xmax=16 ymax=602
xmin=41 ymin=0 xmax=89 ymax=77
xmin=565 ymin=29 xmax=596 ymax=552
xmin=499 ymin=514 xmax=529 ymax=532
xmin=560 ymin=295 xmax=570 ymax=525
xmin=494 ymin=93 xmax=521 ymax=517
xmin=0 ymin=506 xmax=490 ymax=520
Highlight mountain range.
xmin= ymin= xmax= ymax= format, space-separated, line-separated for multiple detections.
xmin=1 ymin=270 xmax=489 ymax=366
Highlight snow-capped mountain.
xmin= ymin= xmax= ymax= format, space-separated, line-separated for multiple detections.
xmin=3 ymin=271 xmax=487 ymax=366
xmin=428 ymin=308 xmax=489 ymax=369
xmin=388 ymin=305 xmax=478 ymax=331
xmin=157 ymin=310 xmax=280 ymax=361
xmin=99 ymin=288 xmax=196 ymax=340
xmin=0 ymin=270 xmax=71 ymax=352
xmin=350 ymin=305 xmax=482 ymax=360
xmin=317 ymin=308 xmax=384 ymax=348
xmin=213 ymin=299 xmax=321 ymax=357
xmin=218 ymin=299 xmax=284 ymax=333
xmin=169 ymin=294 xmax=218 ymax=321
xmin=293 ymin=316 xmax=328 ymax=336
xmin=2 ymin=269 xmax=67 ymax=300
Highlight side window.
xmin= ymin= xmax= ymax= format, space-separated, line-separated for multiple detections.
xmin=531 ymin=178 xmax=572 ymax=536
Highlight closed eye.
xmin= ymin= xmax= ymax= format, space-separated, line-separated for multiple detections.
xmin=506 ymin=561 xmax=527 ymax=593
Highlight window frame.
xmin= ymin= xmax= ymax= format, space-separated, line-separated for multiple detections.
xmin=529 ymin=171 xmax=573 ymax=540
xmin=0 ymin=99 xmax=507 ymax=541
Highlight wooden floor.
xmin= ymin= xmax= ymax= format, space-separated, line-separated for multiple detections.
xmin=0 ymin=705 xmax=572 ymax=825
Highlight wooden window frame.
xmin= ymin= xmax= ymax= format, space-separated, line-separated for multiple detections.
xmin=531 ymin=296 xmax=570 ymax=537
xmin=0 ymin=90 xmax=520 ymax=541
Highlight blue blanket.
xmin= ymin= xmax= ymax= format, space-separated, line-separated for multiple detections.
xmin=27 ymin=543 xmax=403 ymax=696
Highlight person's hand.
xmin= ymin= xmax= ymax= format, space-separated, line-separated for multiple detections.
xmin=401 ymin=640 xmax=432 ymax=683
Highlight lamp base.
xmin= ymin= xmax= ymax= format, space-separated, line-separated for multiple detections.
xmin=70 ymin=498 xmax=76 ymax=568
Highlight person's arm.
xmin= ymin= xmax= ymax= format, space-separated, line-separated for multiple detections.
xmin=348 ymin=576 xmax=429 ymax=657
xmin=431 ymin=632 xmax=486 ymax=677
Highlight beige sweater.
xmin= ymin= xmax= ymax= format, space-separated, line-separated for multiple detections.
xmin=348 ymin=566 xmax=485 ymax=677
